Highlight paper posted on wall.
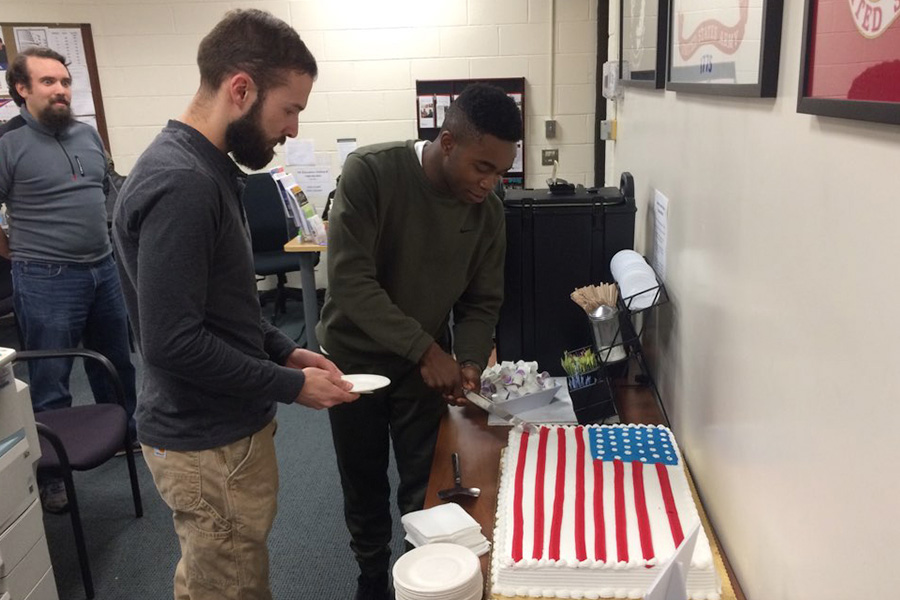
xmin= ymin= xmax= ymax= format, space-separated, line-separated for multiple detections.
xmin=268 ymin=167 xmax=327 ymax=245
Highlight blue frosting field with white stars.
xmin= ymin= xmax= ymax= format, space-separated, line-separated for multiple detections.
xmin=587 ymin=426 xmax=679 ymax=465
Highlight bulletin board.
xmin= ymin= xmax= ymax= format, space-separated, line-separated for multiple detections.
xmin=415 ymin=77 xmax=525 ymax=189
xmin=0 ymin=22 xmax=110 ymax=152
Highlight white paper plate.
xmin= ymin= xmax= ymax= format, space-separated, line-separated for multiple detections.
xmin=395 ymin=578 xmax=482 ymax=600
xmin=392 ymin=543 xmax=481 ymax=595
xmin=341 ymin=374 xmax=391 ymax=393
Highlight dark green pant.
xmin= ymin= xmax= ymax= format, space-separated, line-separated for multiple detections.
xmin=328 ymin=356 xmax=447 ymax=578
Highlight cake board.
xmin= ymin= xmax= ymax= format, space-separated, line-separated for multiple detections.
xmin=486 ymin=453 xmax=739 ymax=600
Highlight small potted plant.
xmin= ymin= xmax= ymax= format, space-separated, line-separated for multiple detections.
xmin=561 ymin=347 xmax=616 ymax=424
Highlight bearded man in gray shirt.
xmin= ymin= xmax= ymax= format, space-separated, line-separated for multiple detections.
xmin=0 ymin=46 xmax=138 ymax=514
xmin=113 ymin=10 xmax=358 ymax=600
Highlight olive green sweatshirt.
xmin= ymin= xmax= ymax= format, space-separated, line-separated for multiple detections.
xmin=317 ymin=140 xmax=505 ymax=370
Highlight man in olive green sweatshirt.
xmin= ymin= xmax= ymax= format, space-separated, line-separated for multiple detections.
xmin=317 ymin=83 xmax=523 ymax=600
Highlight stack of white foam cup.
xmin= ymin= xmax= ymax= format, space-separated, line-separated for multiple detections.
xmin=610 ymin=250 xmax=659 ymax=311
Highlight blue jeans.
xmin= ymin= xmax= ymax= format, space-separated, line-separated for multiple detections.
xmin=12 ymin=255 xmax=137 ymax=431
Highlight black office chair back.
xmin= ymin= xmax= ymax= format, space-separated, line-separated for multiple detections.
xmin=0 ymin=256 xmax=23 ymax=348
xmin=0 ymin=256 xmax=13 ymax=317
xmin=243 ymin=174 xmax=294 ymax=252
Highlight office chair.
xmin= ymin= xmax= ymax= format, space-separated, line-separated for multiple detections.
xmin=0 ymin=256 xmax=23 ymax=348
xmin=16 ymin=348 xmax=143 ymax=600
xmin=242 ymin=173 xmax=315 ymax=322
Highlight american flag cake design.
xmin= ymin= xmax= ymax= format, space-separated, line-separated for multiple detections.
xmin=491 ymin=424 xmax=721 ymax=600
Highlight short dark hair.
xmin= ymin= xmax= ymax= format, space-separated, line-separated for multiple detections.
xmin=441 ymin=83 xmax=523 ymax=143
xmin=197 ymin=9 xmax=317 ymax=96
xmin=6 ymin=47 xmax=69 ymax=107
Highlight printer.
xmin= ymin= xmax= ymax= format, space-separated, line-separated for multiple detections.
xmin=0 ymin=347 xmax=58 ymax=600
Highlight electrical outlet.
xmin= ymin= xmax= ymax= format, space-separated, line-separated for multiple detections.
xmin=545 ymin=120 xmax=557 ymax=138
xmin=541 ymin=149 xmax=559 ymax=166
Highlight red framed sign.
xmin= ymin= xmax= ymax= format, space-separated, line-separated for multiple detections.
xmin=798 ymin=0 xmax=900 ymax=124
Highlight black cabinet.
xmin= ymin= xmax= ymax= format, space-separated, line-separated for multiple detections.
xmin=496 ymin=174 xmax=636 ymax=375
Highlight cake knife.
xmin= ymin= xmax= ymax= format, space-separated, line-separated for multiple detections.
xmin=464 ymin=390 xmax=538 ymax=433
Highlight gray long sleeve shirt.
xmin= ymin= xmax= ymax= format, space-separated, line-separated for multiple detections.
xmin=113 ymin=120 xmax=305 ymax=451
xmin=0 ymin=107 xmax=110 ymax=263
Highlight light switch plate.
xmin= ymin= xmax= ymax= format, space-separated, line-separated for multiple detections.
xmin=545 ymin=120 xmax=557 ymax=138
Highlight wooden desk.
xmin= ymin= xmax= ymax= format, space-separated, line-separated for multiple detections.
xmin=424 ymin=394 xmax=745 ymax=600
xmin=283 ymin=236 xmax=326 ymax=351
xmin=424 ymin=403 xmax=506 ymax=584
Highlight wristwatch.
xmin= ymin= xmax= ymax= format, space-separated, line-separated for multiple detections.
xmin=459 ymin=360 xmax=482 ymax=372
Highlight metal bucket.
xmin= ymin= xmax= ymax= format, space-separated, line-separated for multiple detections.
xmin=588 ymin=305 xmax=627 ymax=363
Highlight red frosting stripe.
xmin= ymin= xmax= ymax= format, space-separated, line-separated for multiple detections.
xmin=574 ymin=426 xmax=587 ymax=562
xmin=548 ymin=427 xmax=567 ymax=560
xmin=632 ymin=461 xmax=655 ymax=563
xmin=655 ymin=462 xmax=684 ymax=546
xmin=592 ymin=451 xmax=606 ymax=561
xmin=614 ymin=459 xmax=628 ymax=563
xmin=532 ymin=426 xmax=550 ymax=559
xmin=511 ymin=429 xmax=530 ymax=562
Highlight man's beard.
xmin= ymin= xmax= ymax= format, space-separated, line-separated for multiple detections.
xmin=225 ymin=98 xmax=283 ymax=170
xmin=37 ymin=98 xmax=72 ymax=131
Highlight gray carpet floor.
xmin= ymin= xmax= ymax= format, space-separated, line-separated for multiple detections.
xmin=1 ymin=302 xmax=406 ymax=600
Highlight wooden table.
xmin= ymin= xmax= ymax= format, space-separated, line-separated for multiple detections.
xmin=283 ymin=236 xmax=326 ymax=351
xmin=423 ymin=391 xmax=745 ymax=600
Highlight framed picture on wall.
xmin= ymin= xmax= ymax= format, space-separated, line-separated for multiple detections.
xmin=666 ymin=0 xmax=784 ymax=97
xmin=619 ymin=0 xmax=670 ymax=88
xmin=797 ymin=0 xmax=900 ymax=125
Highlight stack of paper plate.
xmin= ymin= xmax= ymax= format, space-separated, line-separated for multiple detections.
xmin=392 ymin=543 xmax=482 ymax=600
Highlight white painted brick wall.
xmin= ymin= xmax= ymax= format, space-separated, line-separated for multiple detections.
xmin=99 ymin=34 xmax=203 ymax=67
xmin=555 ymin=84 xmax=596 ymax=115
xmin=294 ymin=91 xmax=330 ymax=122
xmin=2 ymin=0 xmax=597 ymax=188
xmin=99 ymin=5 xmax=176 ymax=36
xmin=558 ymin=21 xmax=597 ymax=54
xmin=553 ymin=53 xmax=597 ymax=85
xmin=100 ymin=65 xmax=199 ymax=97
xmin=439 ymin=26 xmax=499 ymax=58
xmin=291 ymin=0 xmax=467 ymax=30
xmin=324 ymin=29 xmax=440 ymax=61
xmin=528 ymin=0 xmax=552 ymax=24
xmin=310 ymin=62 xmax=356 ymax=93
xmin=499 ymin=24 xmax=550 ymax=55
xmin=555 ymin=0 xmax=592 ymax=22
xmin=527 ymin=55 xmax=551 ymax=85
xmin=349 ymin=60 xmax=411 ymax=91
xmin=410 ymin=58 xmax=470 ymax=81
xmin=468 ymin=56 xmax=529 ymax=79
xmin=354 ymin=120 xmax=418 ymax=147
xmin=468 ymin=0 xmax=530 ymax=25
xmin=171 ymin=3 xmax=234 ymax=35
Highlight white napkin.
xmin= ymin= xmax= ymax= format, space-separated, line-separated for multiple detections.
xmin=402 ymin=503 xmax=491 ymax=556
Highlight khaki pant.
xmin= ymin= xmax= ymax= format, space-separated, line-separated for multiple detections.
xmin=142 ymin=420 xmax=278 ymax=600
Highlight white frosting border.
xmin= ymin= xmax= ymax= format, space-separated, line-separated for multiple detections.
xmin=490 ymin=424 xmax=722 ymax=600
